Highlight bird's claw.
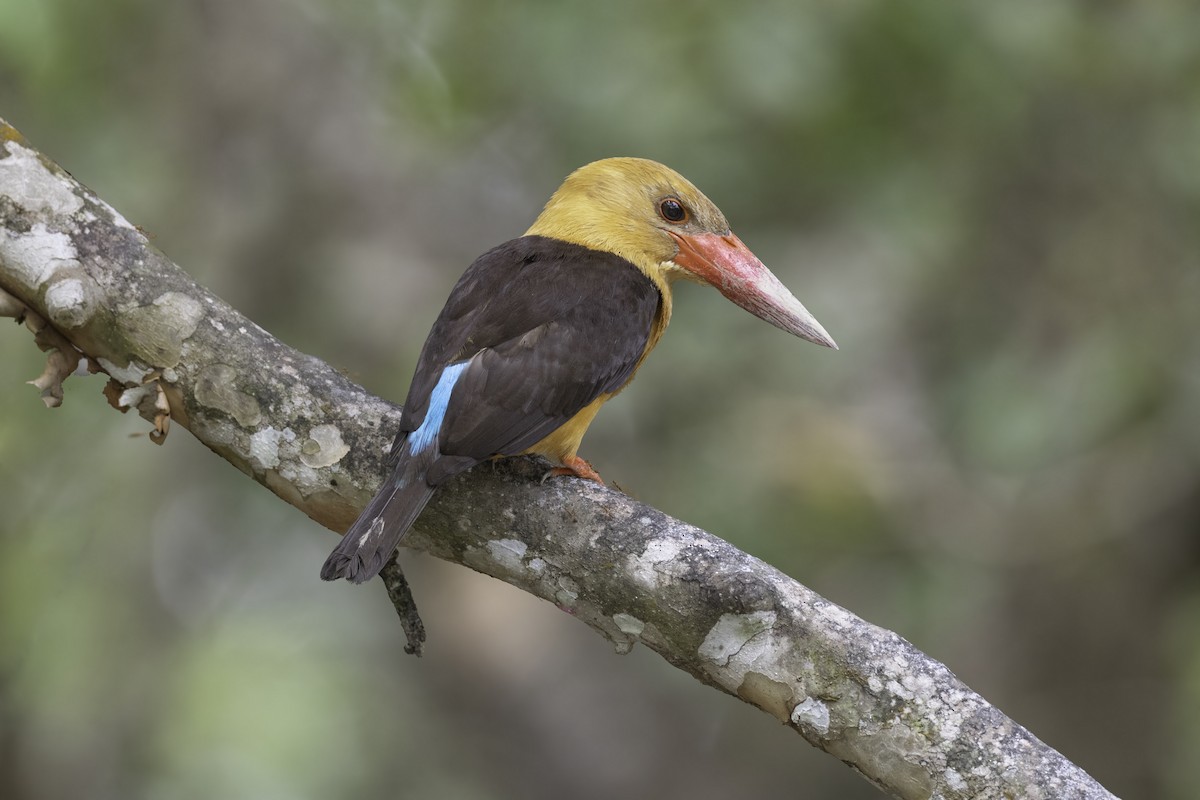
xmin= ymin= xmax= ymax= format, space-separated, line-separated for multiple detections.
xmin=541 ymin=455 xmax=605 ymax=486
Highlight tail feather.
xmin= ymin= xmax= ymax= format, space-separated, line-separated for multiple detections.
xmin=320 ymin=467 xmax=437 ymax=584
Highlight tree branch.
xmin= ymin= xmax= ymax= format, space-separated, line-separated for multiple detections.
xmin=0 ymin=118 xmax=1116 ymax=800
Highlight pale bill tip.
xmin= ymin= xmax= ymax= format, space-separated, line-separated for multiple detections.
xmin=777 ymin=293 xmax=837 ymax=351
xmin=809 ymin=319 xmax=838 ymax=350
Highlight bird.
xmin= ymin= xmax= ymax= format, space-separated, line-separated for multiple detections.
xmin=321 ymin=157 xmax=836 ymax=583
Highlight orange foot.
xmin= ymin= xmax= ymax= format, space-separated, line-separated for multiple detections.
xmin=544 ymin=455 xmax=605 ymax=486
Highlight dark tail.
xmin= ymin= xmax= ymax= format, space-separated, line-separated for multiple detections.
xmin=320 ymin=460 xmax=437 ymax=584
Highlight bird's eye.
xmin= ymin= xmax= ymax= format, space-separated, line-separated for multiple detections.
xmin=659 ymin=197 xmax=688 ymax=223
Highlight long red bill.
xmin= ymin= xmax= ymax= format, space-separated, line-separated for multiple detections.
xmin=669 ymin=231 xmax=837 ymax=349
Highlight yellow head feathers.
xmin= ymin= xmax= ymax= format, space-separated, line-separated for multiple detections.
xmin=526 ymin=157 xmax=730 ymax=276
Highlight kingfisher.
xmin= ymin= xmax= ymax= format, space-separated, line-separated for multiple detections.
xmin=321 ymin=158 xmax=836 ymax=583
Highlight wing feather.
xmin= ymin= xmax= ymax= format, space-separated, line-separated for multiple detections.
xmin=396 ymin=235 xmax=660 ymax=481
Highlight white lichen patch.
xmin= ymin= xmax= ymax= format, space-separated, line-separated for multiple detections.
xmin=96 ymin=356 xmax=154 ymax=385
xmin=278 ymin=460 xmax=318 ymax=489
xmin=299 ymin=424 xmax=350 ymax=468
xmin=555 ymin=576 xmax=579 ymax=608
xmin=697 ymin=608 xmax=810 ymax=713
xmin=900 ymin=671 xmax=936 ymax=704
xmin=485 ymin=538 xmax=528 ymax=572
xmin=943 ymin=768 xmax=968 ymax=793
xmin=699 ymin=610 xmax=778 ymax=667
xmin=249 ymin=426 xmax=285 ymax=470
xmin=938 ymin=712 xmax=963 ymax=746
xmin=117 ymin=384 xmax=155 ymax=410
xmin=791 ymin=697 xmax=831 ymax=735
xmin=612 ymin=613 xmax=645 ymax=637
xmin=626 ymin=537 xmax=684 ymax=590
xmin=151 ymin=291 xmax=204 ymax=339
xmin=0 ymin=141 xmax=84 ymax=217
xmin=0 ymin=223 xmax=80 ymax=288
xmin=882 ymin=653 xmax=914 ymax=683
xmin=696 ymin=610 xmax=812 ymax=717
xmin=462 ymin=538 xmax=540 ymax=585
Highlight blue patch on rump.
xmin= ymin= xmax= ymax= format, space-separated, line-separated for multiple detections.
xmin=408 ymin=361 xmax=469 ymax=454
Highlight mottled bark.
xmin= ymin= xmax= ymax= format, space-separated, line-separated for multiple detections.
xmin=0 ymin=118 xmax=1116 ymax=800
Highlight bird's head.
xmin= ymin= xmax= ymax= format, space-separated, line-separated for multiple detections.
xmin=527 ymin=157 xmax=836 ymax=349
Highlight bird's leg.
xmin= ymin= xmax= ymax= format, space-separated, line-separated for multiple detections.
xmin=544 ymin=455 xmax=605 ymax=486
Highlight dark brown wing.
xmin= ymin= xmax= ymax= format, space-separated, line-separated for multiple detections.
xmin=397 ymin=235 xmax=661 ymax=481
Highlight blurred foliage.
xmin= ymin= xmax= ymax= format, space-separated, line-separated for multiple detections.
xmin=2 ymin=1 xmax=1199 ymax=798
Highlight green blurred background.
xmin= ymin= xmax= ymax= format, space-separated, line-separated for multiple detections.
xmin=2 ymin=1 xmax=1198 ymax=798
